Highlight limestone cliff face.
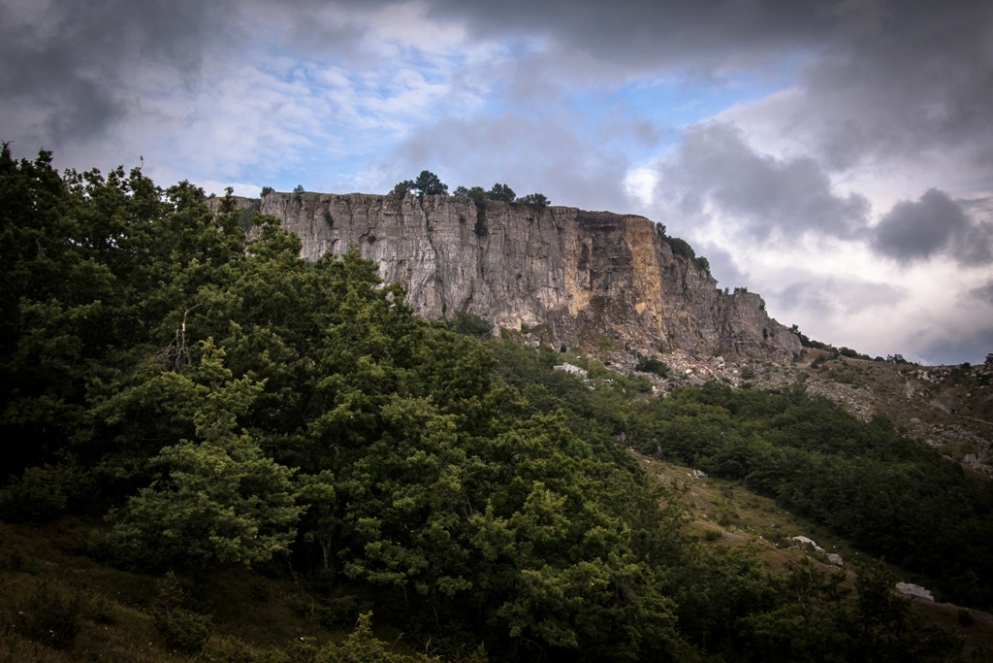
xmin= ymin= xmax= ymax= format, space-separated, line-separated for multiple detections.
xmin=255 ymin=192 xmax=800 ymax=360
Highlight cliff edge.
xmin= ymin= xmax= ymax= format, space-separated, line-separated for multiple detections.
xmin=245 ymin=191 xmax=799 ymax=360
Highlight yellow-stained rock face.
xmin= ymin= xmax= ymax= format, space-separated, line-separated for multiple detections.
xmin=253 ymin=192 xmax=801 ymax=360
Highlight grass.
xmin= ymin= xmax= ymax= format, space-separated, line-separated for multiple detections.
xmin=0 ymin=518 xmax=344 ymax=663
xmin=630 ymin=449 xmax=993 ymax=658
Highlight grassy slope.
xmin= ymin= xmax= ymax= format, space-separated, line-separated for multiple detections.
xmin=4 ymin=458 xmax=992 ymax=661
xmin=631 ymin=451 xmax=993 ymax=660
xmin=3 ymin=345 xmax=992 ymax=661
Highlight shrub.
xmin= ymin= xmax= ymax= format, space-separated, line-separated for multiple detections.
xmin=155 ymin=608 xmax=213 ymax=654
xmin=667 ymin=237 xmax=696 ymax=260
xmin=17 ymin=581 xmax=81 ymax=651
xmin=1 ymin=461 xmax=94 ymax=522
xmin=450 ymin=311 xmax=493 ymax=337
xmin=635 ymin=356 xmax=670 ymax=377
xmin=519 ymin=193 xmax=550 ymax=208
xmin=390 ymin=179 xmax=415 ymax=197
xmin=260 ymin=186 xmax=274 ymax=197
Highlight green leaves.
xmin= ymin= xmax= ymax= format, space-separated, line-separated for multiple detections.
xmin=108 ymin=345 xmax=301 ymax=571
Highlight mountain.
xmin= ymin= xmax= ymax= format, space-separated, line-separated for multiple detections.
xmin=227 ymin=191 xmax=801 ymax=361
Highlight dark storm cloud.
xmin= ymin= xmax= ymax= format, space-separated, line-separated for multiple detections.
xmin=798 ymin=0 xmax=993 ymax=172
xmin=970 ymin=280 xmax=993 ymax=307
xmin=871 ymin=189 xmax=993 ymax=266
xmin=0 ymin=0 xmax=231 ymax=145
xmin=918 ymin=327 xmax=993 ymax=366
xmin=421 ymin=0 xmax=834 ymax=75
xmin=414 ymin=0 xmax=993 ymax=177
xmin=655 ymin=123 xmax=869 ymax=240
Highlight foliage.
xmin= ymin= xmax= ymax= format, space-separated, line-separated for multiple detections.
xmin=313 ymin=613 xmax=441 ymax=663
xmin=666 ymin=236 xmax=696 ymax=260
xmin=414 ymin=170 xmax=449 ymax=197
xmin=107 ymin=342 xmax=302 ymax=572
xmin=839 ymin=346 xmax=871 ymax=360
xmin=154 ymin=608 xmax=213 ymax=654
xmin=260 ymin=186 xmax=274 ymax=197
xmin=0 ymin=147 xmax=972 ymax=661
xmin=485 ymin=183 xmax=515 ymax=203
xmin=635 ymin=356 xmax=669 ymax=378
xmin=293 ymin=185 xmax=305 ymax=194
xmin=629 ymin=380 xmax=993 ymax=608
xmin=452 ymin=186 xmax=549 ymax=209
xmin=1 ymin=460 xmax=93 ymax=522
xmin=518 ymin=193 xmax=549 ymax=208
xmin=448 ymin=311 xmax=493 ymax=337
xmin=790 ymin=324 xmax=835 ymax=351
xmin=694 ymin=255 xmax=710 ymax=272
xmin=15 ymin=581 xmax=82 ymax=651
xmin=391 ymin=179 xmax=416 ymax=197
xmin=393 ymin=171 xmax=449 ymax=198
xmin=453 ymin=185 xmax=487 ymax=205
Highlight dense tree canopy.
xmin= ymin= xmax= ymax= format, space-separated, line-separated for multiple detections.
xmin=0 ymin=145 xmax=977 ymax=662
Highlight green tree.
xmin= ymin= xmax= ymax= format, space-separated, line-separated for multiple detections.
xmin=486 ymin=183 xmax=515 ymax=203
xmin=518 ymin=193 xmax=549 ymax=208
xmin=109 ymin=341 xmax=302 ymax=572
xmin=390 ymin=179 xmax=415 ymax=197
xmin=414 ymin=170 xmax=448 ymax=197
xmin=449 ymin=311 xmax=493 ymax=337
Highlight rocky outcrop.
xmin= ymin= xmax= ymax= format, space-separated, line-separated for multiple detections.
xmin=250 ymin=191 xmax=800 ymax=360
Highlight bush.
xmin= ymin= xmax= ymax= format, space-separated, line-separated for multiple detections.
xmin=518 ymin=193 xmax=549 ymax=208
xmin=635 ymin=356 xmax=670 ymax=377
xmin=667 ymin=237 xmax=696 ymax=260
xmin=17 ymin=581 xmax=81 ymax=651
xmin=450 ymin=311 xmax=493 ymax=337
xmin=1 ymin=461 xmax=94 ymax=522
xmin=155 ymin=608 xmax=213 ymax=654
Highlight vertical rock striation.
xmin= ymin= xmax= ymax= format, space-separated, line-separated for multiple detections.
xmin=256 ymin=192 xmax=800 ymax=360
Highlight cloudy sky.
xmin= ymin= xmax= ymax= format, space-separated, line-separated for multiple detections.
xmin=3 ymin=0 xmax=992 ymax=364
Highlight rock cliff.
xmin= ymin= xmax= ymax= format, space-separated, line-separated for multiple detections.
xmin=244 ymin=192 xmax=800 ymax=360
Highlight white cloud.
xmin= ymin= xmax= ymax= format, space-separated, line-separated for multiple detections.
xmin=624 ymin=167 xmax=658 ymax=206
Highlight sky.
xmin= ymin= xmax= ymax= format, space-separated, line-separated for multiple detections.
xmin=2 ymin=0 xmax=992 ymax=365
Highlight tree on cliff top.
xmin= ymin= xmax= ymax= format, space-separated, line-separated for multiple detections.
xmin=486 ymin=183 xmax=516 ymax=203
xmin=391 ymin=171 xmax=449 ymax=198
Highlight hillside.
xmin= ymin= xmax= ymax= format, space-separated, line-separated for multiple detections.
xmin=2 ymin=149 xmax=992 ymax=662
xmin=589 ymin=348 xmax=993 ymax=479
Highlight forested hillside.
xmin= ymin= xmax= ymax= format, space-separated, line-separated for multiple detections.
xmin=1 ymin=146 xmax=989 ymax=661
